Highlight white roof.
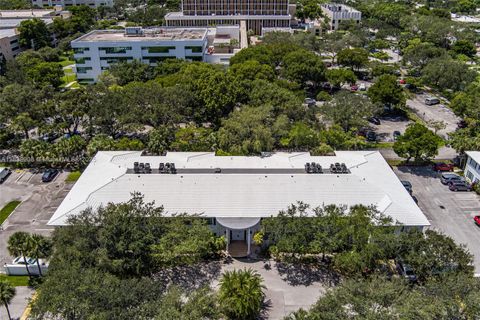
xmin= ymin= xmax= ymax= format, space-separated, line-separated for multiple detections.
xmin=48 ymin=151 xmax=430 ymax=227
xmin=466 ymin=151 xmax=480 ymax=164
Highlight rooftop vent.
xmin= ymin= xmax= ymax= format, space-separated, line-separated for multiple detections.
xmin=159 ymin=162 xmax=177 ymax=174
xmin=330 ymin=163 xmax=349 ymax=174
xmin=125 ymin=27 xmax=144 ymax=37
xmin=305 ymin=162 xmax=323 ymax=174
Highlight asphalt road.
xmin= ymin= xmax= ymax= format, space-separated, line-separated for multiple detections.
xmin=394 ymin=166 xmax=480 ymax=273
xmin=406 ymin=93 xmax=460 ymax=139
xmin=0 ymin=170 xmax=71 ymax=266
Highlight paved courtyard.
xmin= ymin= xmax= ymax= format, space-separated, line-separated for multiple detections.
xmin=394 ymin=166 xmax=480 ymax=273
xmin=213 ymin=259 xmax=331 ymax=319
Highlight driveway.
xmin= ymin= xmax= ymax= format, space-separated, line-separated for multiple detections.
xmin=406 ymin=94 xmax=460 ymax=138
xmin=370 ymin=116 xmax=411 ymax=142
xmin=394 ymin=166 xmax=480 ymax=273
xmin=0 ymin=169 xmax=71 ymax=266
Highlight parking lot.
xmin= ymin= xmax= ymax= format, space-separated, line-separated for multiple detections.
xmin=0 ymin=169 xmax=71 ymax=266
xmin=394 ymin=166 xmax=480 ymax=273
xmin=371 ymin=116 xmax=412 ymax=142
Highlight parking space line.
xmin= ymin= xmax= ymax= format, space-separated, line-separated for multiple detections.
xmin=14 ymin=171 xmax=25 ymax=183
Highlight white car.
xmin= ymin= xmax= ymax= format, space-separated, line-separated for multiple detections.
xmin=359 ymin=84 xmax=366 ymax=91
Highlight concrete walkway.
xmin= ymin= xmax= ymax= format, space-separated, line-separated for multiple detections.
xmin=0 ymin=286 xmax=34 ymax=320
xmin=212 ymin=259 xmax=330 ymax=319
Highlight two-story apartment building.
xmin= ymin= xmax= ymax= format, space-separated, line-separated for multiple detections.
xmin=464 ymin=151 xmax=480 ymax=184
xmin=48 ymin=151 xmax=430 ymax=257
xmin=72 ymin=26 xmax=240 ymax=82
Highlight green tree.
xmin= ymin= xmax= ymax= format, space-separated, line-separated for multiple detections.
xmin=281 ymin=49 xmax=325 ymax=87
xmin=218 ymin=268 xmax=265 ymax=320
xmin=108 ymin=60 xmax=155 ymax=86
xmin=367 ymin=74 xmax=405 ymax=108
xmin=422 ymin=57 xmax=476 ymax=92
xmin=337 ymin=48 xmax=369 ymax=71
xmin=28 ymin=234 xmax=52 ymax=277
xmin=403 ymin=41 xmax=446 ymax=69
xmin=325 ymin=68 xmax=357 ymax=89
xmin=18 ymin=18 xmax=50 ymax=50
xmin=24 ymin=62 xmax=63 ymax=88
xmin=451 ymin=39 xmax=476 ymax=58
xmin=7 ymin=232 xmax=34 ymax=278
xmin=171 ymin=126 xmax=216 ymax=152
xmin=322 ymin=91 xmax=378 ymax=131
xmin=55 ymin=135 xmax=87 ymax=162
xmin=393 ymin=123 xmax=442 ymax=162
xmin=280 ymin=122 xmax=319 ymax=150
xmin=147 ymin=126 xmax=175 ymax=155
xmin=0 ymin=280 xmax=15 ymax=320
xmin=19 ymin=139 xmax=50 ymax=163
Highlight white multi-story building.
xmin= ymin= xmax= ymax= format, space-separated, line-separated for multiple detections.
xmin=464 ymin=151 xmax=480 ymax=184
xmin=48 ymin=151 xmax=430 ymax=257
xmin=32 ymin=0 xmax=113 ymax=8
xmin=321 ymin=4 xmax=361 ymax=31
xmin=71 ymin=26 xmax=240 ymax=83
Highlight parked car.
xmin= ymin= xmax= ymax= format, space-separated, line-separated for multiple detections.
xmin=440 ymin=173 xmax=463 ymax=185
xmin=4 ymin=256 xmax=48 ymax=276
xmin=449 ymin=180 xmax=472 ymax=192
xmin=368 ymin=117 xmax=381 ymax=125
xmin=359 ymin=83 xmax=366 ymax=91
xmin=399 ymin=79 xmax=406 ymax=84
xmin=0 ymin=167 xmax=11 ymax=183
xmin=425 ymin=97 xmax=440 ymax=105
xmin=350 ymin=84 xmax=358 ymax=91
xmin=393 ymin=131 xmax=401 ymax=140
xmin=396 ymin=260 xmax=417 ymax=282
xmin=304 ymin=98 xmax=316 ymax=107
xmin=366 ymin=131 xmax=377 ymax=142
xmin=433 ymin=163 xmax=454 ymax=172
xmin=474 ymin=215 xmax=480 ymax=226
xmin=42 ymin=169 xmax=59 ymax=182
xmin=401 ymin=180 xmax=413 ymax=194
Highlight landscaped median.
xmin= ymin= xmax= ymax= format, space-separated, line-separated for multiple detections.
xmin=0 ymin=274 xmax=29 ymax=287
xmin=0 ymin=201 xmax=21 ymax=225
xmin=65 ymin=171 xmax=81 ymax=183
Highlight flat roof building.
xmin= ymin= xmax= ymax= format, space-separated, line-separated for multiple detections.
xmin=165 ymin=0 xmax=291 ymax=35
xmin=49 ymin=151 xmax=430 ymax=255
xmin=321 ymin=4 xmax=361 ymax=31
xmin=71 ymin=26 xmax=240 ymax=82
xmin=0 ymin=9 xmax=62 ymax=61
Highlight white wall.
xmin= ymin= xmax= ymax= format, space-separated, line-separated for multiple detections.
xmin=465 ymin=156 xmax=480 ymax=183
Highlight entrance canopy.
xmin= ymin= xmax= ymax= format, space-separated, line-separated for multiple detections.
xmin=216 ymin=217 xmax=261 ymax=230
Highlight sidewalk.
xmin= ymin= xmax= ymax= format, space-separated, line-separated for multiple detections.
xmin=0 ymin=287 xmax=34 ymax=320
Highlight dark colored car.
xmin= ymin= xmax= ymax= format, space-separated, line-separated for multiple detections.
xmin=366 ymin=131 xmax=377 ymax=142
xmin=433 ymin=163 xmax=454 ymax=172
xmin=449 ymin=180 xmax=471 ymax=192
xmin=474 ymin=215 xmax=480 ymax=226
xmin=304 ymin=98 xmax=316 ymax=107
xmin=440 ymin=173 xmax=462 ymax=185
xmin=393 ymin=131 xmax=401 ymax=140
xmin=42 ymin=169 xmax=59 ymax=183
xmin=401 ymin=180 xmax=413 ymax=194
xmin=396 ymin=260 xmax=417 ymax=283
xmin=0 ymin=168 xmax=11 ymax=183
xmin=368 ymin=117 xmax=381 ymax=125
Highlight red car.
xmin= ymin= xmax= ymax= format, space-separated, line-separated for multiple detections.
xmin=399 ymin=79 xmax=406 ymax=84
xmin=350 ymin=85 xmax=358 ymax=91
xmin=474 ymin=215 xmax=480 ymax=226
xmin=433 ymin=163 xmax=454 ymax=172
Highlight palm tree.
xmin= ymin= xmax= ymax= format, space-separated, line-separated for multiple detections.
xmin=7 ymin=232 xmax=34 ymax=278
xmin=218 ymin=268 xmax=265 ymax=320
xmin=29 ymin=234 xmax=52 ymax=277
xmin=0 ymin=280 xmax=15 ymax=320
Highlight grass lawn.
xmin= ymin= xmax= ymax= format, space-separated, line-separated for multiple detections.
xmin=0 ymin=201 xmax=21 ymax=225
xmin=59 ymin=59 xmax=74 ymax=67
xmin=66 ymin=171 xmax=81 ymax=182
xmin=367 ymin=142 xmax=395 ymax=149
xmin=61 ymin=67 xmax=77 ymax=88
xmin=0 ymin=274 xmax=29 ymax=287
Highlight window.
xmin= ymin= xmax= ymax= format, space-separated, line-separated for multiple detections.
xmin=77 ymin=67 xmax=92 ymax=73
xmin=142 ymin=46 xmax=176 ymax=53
xmin=100 ymin=57 xmax=133 ymax=63
xmin=75 ymin=57 xmax=91 ymax=64
xmin=186 ymin=56 xmax=203 ymax=61
xmin=99 ymin=46 xmax=132 ymax=54
xmin=144 ymin=56 xmax=170 ymax=63
xmin=73 ymin=47 xmax=90 ymax=54
xmin=205 ymin=218 xmax=216 ymax=225
xmin=185 ymin=46 xmax=203 ymax=53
